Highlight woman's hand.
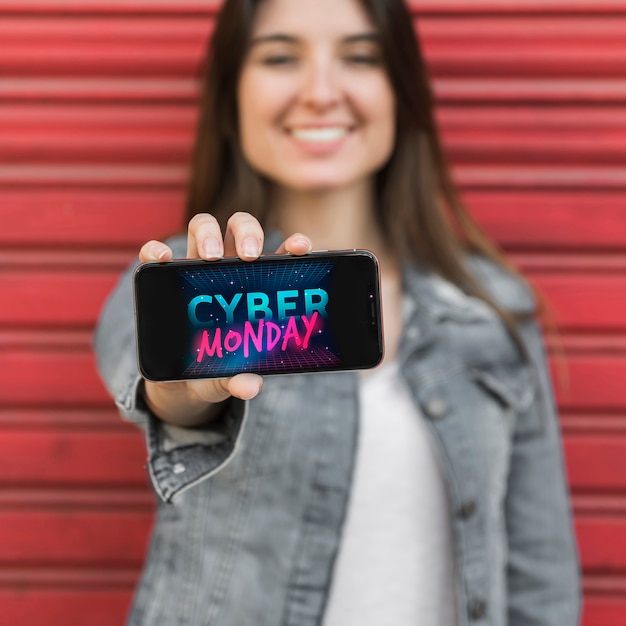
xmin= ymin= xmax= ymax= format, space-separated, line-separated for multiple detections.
xmin=138 ymin=212 xmax=312 ymax=428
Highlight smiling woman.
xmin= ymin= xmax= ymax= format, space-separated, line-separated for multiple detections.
xmin=237 ymin=0 xmax=396 ymax=193
xmin=93 ymin=0 xmax=581 ymax=625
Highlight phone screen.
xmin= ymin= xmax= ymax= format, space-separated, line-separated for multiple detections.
xmin=134 ymin=251 xmax=383 ymax=381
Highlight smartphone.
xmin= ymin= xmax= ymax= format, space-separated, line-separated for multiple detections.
xmin=133 ymin=250 xmax=384 ymax=381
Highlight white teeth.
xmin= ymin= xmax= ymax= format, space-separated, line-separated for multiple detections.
xmin=291 ymin=127 xmax=348 ymax=143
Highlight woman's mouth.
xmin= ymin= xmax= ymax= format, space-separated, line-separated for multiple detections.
xmin=289 ymin=127 xmax=350 ymax=143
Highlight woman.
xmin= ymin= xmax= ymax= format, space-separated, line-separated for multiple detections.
xmin=95 ymin=0 xmax=581 ymax=624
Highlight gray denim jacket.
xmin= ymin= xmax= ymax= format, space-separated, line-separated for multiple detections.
xmin=94 ymin=236 xmax=581 ymax=626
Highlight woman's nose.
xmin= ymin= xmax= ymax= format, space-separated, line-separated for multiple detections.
xmin=299 ymin=59 xmax=341 ymax=111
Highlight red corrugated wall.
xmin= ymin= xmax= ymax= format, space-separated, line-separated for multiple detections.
xmin=1 ymin=1 xmax=625 ymax=624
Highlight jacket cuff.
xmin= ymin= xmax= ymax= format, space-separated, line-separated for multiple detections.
xmin=114 ymin=372 xmax=151 ymax=428
xmin=144 ymin=397 xmax=248 ymax=503
xmin=111 ymin=337 xmax=249 ymax=503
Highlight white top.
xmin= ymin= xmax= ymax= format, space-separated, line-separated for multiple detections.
xmin=322 ymin=361 xmax=457 ymax=626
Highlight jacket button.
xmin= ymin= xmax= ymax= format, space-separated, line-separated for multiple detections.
xmin=460 ymin=500 xmax=476 ymax=519
xmin=470 ymin=600 xmax=486 ymax=620
xmin=425 ymin=396 xmax=447 ymax=419
xmin=172 ymin=463 xmax=186 ymax=475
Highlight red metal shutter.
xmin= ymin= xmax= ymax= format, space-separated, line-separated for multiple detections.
xmin=1 ymin=1 xmax=625 ymax=624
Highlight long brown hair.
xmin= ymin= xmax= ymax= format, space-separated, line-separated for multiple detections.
xmin=185 ymin=0 xmax=527 ymax=328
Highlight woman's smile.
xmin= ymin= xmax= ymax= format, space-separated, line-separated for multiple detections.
xmin=290 ymin=125 xmax=349 ymax=142
xmin=286 ymin=124 xmax=353 ymax=155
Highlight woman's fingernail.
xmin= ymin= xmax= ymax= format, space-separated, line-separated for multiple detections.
xmin=294 ymin=236 xmax=312 ymax=251
xmin=241 ymin=377 xmax=263 ymax=400
xmin=156 ymin=247 xmax=170 ymax=261
xmin=204 ymin=237 xmax=223 ymax=258
xmin=242 ymin=236 xmax=260 ymax=259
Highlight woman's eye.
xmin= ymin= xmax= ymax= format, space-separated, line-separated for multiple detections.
xmin=345 ymin=54 xmax=380 ymax=67
xmin=262 ymin=55 xmax=296 ymax=66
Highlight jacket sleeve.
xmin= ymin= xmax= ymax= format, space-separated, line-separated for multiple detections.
xmin=93 ymin=237 xmax=248 ymax=503
xmin=506 ymin=317 xmax=582 ymax=625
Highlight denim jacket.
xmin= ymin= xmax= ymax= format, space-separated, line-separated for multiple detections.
xmin=94 ymin=235 xmax=581 ymax=626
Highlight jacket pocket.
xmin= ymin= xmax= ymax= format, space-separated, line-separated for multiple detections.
xmin=469 ymin=364 xmax=534 ymax=415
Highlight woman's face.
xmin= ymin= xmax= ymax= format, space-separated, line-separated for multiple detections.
xmin=237 ymin=0 xmax=396 ymax=194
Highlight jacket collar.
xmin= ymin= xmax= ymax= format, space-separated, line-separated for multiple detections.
xmin=403 ymin=262 xmax=495 ymax=324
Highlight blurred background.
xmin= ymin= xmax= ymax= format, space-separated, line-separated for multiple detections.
xmin=1 ymin=0 xmax=626 ymax=624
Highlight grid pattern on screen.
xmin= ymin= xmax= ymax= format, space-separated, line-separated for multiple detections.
xmin=180 ymin=259 xmax=332 ymax=313
xmin=179 ymin=258 xmax=338 ymax=376
xmin=183 ymin=343 xmax=341 ymax=377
